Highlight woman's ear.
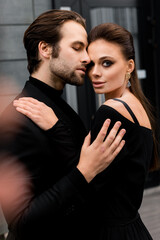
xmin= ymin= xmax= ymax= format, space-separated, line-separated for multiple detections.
xmin=127 ymin=59 xmax=135 ymax=73
xmin=38 ymin=41 xmax=52 ymax=59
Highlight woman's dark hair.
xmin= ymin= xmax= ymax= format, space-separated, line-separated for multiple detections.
xmin=88 ymin=23 xmax=159 ymax=170
xmin=23 ymin=9 xmax=86 ymax=74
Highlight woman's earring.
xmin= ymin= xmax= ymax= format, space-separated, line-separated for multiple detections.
xmin=127 ymin=80 xmax=131 ymax=88
xmin=126 ymin=72 xmax=131 ymax=88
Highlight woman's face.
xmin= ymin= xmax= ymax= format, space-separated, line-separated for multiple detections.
xmin=87 ymin=39 xmax=133 ymax=99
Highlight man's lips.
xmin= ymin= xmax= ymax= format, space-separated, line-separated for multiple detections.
xmin=76 ymin=67 xmax=86 ymax=74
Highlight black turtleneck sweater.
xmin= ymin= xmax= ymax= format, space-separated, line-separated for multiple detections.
xmin=0 ymin=77 xmax=92 ymax=240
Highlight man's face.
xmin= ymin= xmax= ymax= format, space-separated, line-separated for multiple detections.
xmin=49 ymin=20 xmax=90 ymax=86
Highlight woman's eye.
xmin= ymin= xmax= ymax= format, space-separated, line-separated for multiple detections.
xmin=103 ymin=60 xmax=112 ymax=67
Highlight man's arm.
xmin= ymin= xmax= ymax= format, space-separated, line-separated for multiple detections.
xmin=0 ymin=98 xmax=126 ymax=239
xmin=13 ymin=97 xmax=126 ymax=182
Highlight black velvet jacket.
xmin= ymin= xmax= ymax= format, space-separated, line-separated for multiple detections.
xmin=0 ymin=77 xmax=92 ymax=240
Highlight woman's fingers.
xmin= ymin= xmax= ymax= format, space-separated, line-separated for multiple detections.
xmin=13 ymin=100 xmax=38 ymax=118
xmin=14 ymin=101 xmax=33 ymax=111
xmin=13 ymin=98 xmax=58 ymax=130
xmin=13 ymin=98 xmax=40 ymax=110
xmin=15 ymin=97 xmax=40 ymax=104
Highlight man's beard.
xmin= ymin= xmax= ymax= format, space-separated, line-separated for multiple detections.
xmin=50 ymin=62 xmax=85 ymax=86
xmin=63 ymin=71 xmax=85 ymax=86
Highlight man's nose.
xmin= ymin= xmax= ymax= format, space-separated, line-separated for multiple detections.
xmin=81 ymin=51 xmax=90 ymax=64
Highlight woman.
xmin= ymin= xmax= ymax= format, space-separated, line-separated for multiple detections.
xmin=85 ymin=23 xmax=159 ymax=239
xmin=13 ymin=23 xmax=159 ymax=239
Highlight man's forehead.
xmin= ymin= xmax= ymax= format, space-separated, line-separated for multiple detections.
xmin=60 ymin=20 xmax=88 ymax=44
xmin=61 ymin=20 xmax=86 ymax=31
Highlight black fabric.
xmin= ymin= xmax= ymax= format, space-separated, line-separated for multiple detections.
xmin=0 ymin=77 xmax=94 ymax=240
xmin=90 ymin=104 xmax=153 ymax=239
xmin=0 ymin=76 xmax=154 ymax=240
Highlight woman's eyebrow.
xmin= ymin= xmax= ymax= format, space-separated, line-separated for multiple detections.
xmin=99 ymin=56 xmax=114 ymax=61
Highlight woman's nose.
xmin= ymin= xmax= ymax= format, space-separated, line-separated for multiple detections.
xmin=92 ymin=66 xmax=101 ymax=77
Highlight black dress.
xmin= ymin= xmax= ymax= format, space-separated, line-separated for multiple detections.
xmin=90 ymin=99 xmax=153 ymax=239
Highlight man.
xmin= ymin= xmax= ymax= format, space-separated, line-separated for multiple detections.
xmin=0 ymin=9 xmax=125 ymax=240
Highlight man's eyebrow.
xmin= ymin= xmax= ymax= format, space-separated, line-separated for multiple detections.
xmin=72 ymin=41 xmax=85 ymax=47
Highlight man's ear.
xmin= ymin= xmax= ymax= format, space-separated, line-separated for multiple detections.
xmin=38 ymin=41 xmax=52 ymax=59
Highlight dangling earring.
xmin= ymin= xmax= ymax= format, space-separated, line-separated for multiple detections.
xmin=125 ymin=72 xmax=131 ymax=88
xmin=127 ymin=80 xmax=131 ymax=88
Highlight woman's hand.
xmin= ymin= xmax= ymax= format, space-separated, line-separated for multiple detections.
xmin=13 ymin=98 xmax=126 ymax=183
xmin=13 ymin=97 xmax=58 ymax=130
xmin=77 ymin=119 xmax=126 ymax=183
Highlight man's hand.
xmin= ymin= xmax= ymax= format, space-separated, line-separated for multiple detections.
xmin=77 ymin=119 xmax=126 ymax=182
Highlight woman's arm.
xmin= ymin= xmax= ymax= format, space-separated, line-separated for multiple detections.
xmin=13 ymin=97 xmax=126 ymax=182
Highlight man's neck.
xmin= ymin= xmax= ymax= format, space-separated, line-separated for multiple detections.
xmin=31 ymin=71 xmax=65 ymax=90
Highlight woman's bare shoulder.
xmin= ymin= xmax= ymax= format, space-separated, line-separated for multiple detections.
xmin=103 ymin=97 xmax=151 ymax=129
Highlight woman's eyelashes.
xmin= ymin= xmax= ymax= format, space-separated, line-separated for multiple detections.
xmin=87 ymin=60 xmax=113 ymax=70
xmin=102 ymin=60 xmax=113 ymax=67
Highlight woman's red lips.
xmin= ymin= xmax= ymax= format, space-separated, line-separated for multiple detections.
xmin=92 ymin=81 xmax=105 ymax=88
